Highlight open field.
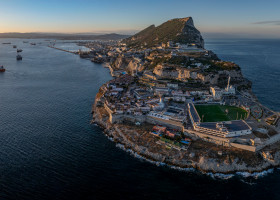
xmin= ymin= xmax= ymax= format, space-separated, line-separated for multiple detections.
xmin=195 ymin=105 xmax=248 ymax=122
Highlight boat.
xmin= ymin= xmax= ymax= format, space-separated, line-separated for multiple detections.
xmin=0 ymin=65 xmax=5 ymax=72
xmin=30 ymin=43 xmax=36 ymax=45
xmin=2 ymin=42 xmax=11 ymax=44
xmin=16 ymin=54 xmax=22 ymax=60
xmin=23 ymin=41 xmax=29 ymax=43
xmin=17 ymin=49 xmax=23 ymax=53
xmin=13 ymin=45 xmax=17 ymax=48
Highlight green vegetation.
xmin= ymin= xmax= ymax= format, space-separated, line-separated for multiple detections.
xmin=195 ymin=105 xmax=248 ymax=122
xmin=165 ymin=56 xmax=189 ymax=66
xmin=204 ymin=61 xmax=240 ymax=72
xmin=160 ymin=137 xmax=182 ymax=147
xmin=124 ymin=17 xmax=202 ymax=48
xmin=147 ymin=57 xmax=168 ymax=70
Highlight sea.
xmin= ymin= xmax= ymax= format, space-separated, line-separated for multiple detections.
xmin=0 ymin=38 xmax=280 ymax=200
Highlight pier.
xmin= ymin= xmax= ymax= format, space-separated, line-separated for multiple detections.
xmin=48 ymin=45 xmax=78 ymax=54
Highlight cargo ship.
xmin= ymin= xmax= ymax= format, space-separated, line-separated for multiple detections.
xmin=16 ymin=54 xmax=22 ymax=60
xmin=0 ymin=65 xmax=5 ymax=72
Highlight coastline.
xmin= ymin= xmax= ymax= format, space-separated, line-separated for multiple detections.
xmin=91 ymin=90 xmax=280 ymax=175
xmin=82 ymin=24 xmax=280 ymax=176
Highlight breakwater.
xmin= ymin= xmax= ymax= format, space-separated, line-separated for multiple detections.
xmin=48 ymin=45 xmax=79 ymax=54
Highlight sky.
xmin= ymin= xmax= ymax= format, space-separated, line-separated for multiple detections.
xmin=1 ymin=0 xmax=280 ymax=38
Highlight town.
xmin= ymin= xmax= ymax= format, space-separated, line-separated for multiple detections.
xmin=87 ymin=18 xmax=280 ymax=166
xmin=88 ymin=42 xmax=278 ymax=155
xmin=33 ymin=17 xmax=280 ymax=172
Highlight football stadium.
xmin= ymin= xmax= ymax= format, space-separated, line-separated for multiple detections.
xmin=188 ymin=103 xmax=252 ymax=138
xmin=194 ymin=104 xmax=248 ymax=122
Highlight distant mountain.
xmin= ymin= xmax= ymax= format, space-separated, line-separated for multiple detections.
xmin=0 ymin=32 xmax=130 ymax=40
xmin=123 ymin=17 xmax=204 ymax=48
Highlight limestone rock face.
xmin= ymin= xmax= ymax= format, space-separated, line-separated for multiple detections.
xmin=153 ymin=64 xmax=245 ymax=85
xmin=111 ymin=55 xmax=144 ymax=76
xmin=112 ymin=55 xmax=124 ymax=69
xmin=153 ymin=65 xmax=179 ymax=79
xmin=127 ymin=58 xmax=145 ymax=76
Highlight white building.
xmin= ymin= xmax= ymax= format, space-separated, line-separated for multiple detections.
xmin=210 ymin=76 xmax=236 ymax=100
xmin=210 ymin=87 xmax=223 ymax=100
xmin=188 ymin=103 xmax=252 ymax=138
xmin=224 ymin=76 xmax=235 ymax=95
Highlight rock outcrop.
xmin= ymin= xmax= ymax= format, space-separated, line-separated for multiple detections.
xmin=153 ymin=64 xmax=247 ymax=86
xmin=92 ymin=89 xmax=280 ymax=175
xmin=111 ymin=55 xmax=145 ymax=76
xmin=124 ymin=17 xmax=204 ymax=48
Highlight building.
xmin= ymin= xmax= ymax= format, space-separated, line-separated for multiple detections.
xmin=210 ymin=87 xmax=223 ymax=100
xmin=196 ymin=121 xmax=252 ymax=138
xmin=224 ymin=76 xmax=235 ymax=95
xmin=210 ymin=77 xmax=235 ymax=100
xmin=188 ymin=103 xmax=252 ymax=138
xmin=167 ymin=83 xmax=179 ymax=89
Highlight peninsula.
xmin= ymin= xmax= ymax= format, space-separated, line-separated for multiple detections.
xmin=86 ymin=17 xmax=280 ymax=174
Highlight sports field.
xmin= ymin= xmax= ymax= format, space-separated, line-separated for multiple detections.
xmin=194 ymin=105 xmax=248 ymax=122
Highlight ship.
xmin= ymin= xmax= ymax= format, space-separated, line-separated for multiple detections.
xmin=16 ymin=54 xmax=22 ymax=60
xmin=2 ymin=42 xmax=11 ymax=44
xmin=0 ymin=65 xmax=5 ymax=72
xmin=17 ymin=49 xmax=23 ymax=53
xmin=13 ymin=45 xmax=17 ymax=48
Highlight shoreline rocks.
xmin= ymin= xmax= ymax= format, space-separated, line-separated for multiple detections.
xmin=92 ymin=93 xmax=280 ymax=175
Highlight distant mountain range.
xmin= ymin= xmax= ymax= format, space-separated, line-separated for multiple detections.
xmin=0 ymin=32 xmax=130 ymax=40
xmin=123 ymin=17 xmax=204 ymax=48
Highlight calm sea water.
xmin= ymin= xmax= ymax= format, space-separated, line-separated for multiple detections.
xmin=0 ymin=38 xmax=280 ymax=200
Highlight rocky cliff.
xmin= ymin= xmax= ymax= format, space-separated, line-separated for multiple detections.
xmin=111 ymin=55 xmax=145 ymax=75
xmin=153 ymin=64 xmax=248 ymax=86
xmin=92 ymin=91 xmax=280 ymax=174
xmin=124 ymin=17 xmax=204 ymax=48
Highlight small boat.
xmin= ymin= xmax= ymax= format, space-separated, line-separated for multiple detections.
xmin=13 ymin=45 xmax=17 ymax=48
xmin=17 ymin=49 xmax=23 ymax=53
xmin=0 ymin=65 xmax=5 ymax=72
xmin=16 ymin=54 xmax=22 ymax=60
xmin=23 ymin=41 xmax=29 ymax=43
xmin=30 ymin=43 xmax=36 ymax=45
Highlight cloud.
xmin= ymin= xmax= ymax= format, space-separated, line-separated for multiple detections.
xmin=252 ymin=20 xmax=280 ymax=25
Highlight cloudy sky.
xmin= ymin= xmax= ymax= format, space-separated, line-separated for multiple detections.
xmin=1 ymin=0 xmax=280 ymax=38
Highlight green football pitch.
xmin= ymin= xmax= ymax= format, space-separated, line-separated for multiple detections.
xmin=194 ymin=105 xmax=248 ymax=122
